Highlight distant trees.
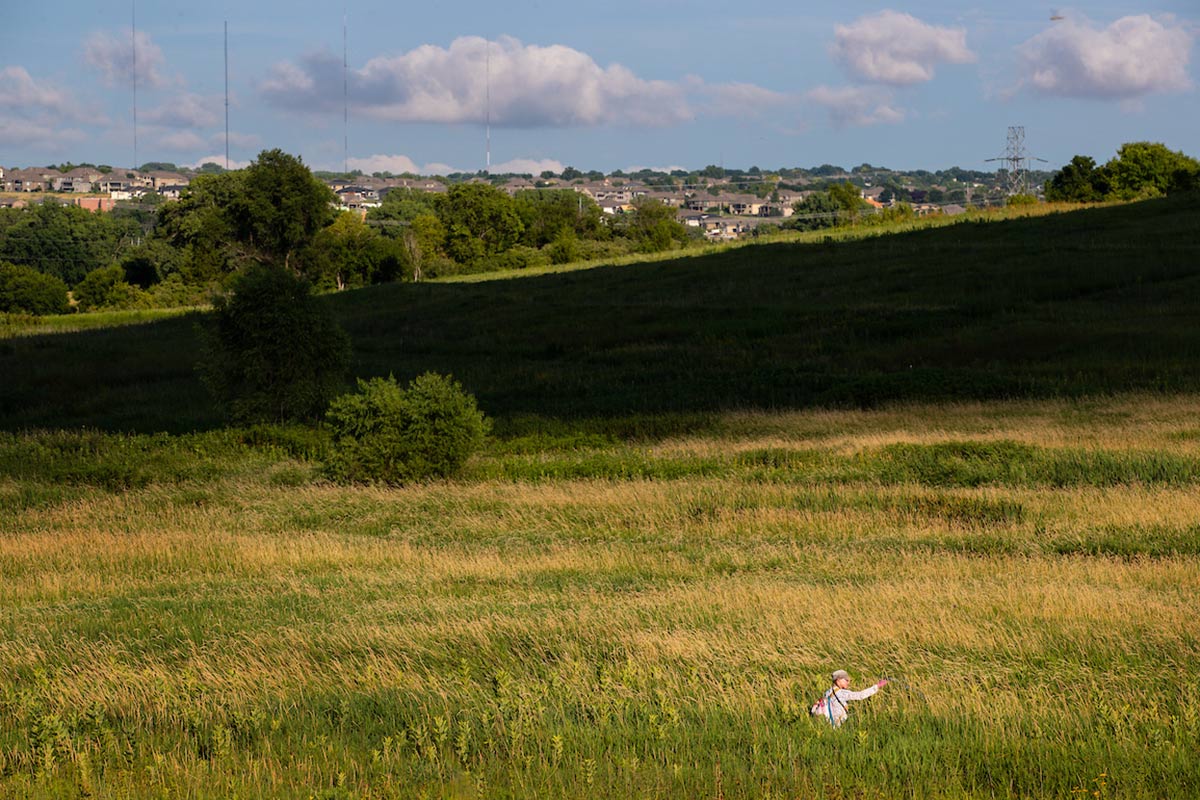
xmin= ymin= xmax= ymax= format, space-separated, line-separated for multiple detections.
xmin=0 ymin=261 xmax=69 ymax=315
xmin=438 ymin=183 xmax=525 ymax=266
xmin=235 ymin=149 xmax=337 ymax=270
xmin=513 ymin=189 xmax=604 ymax=248
xmin=0 ymin=202 xmax=133 ymax=285
xmin=787 ymin=193 xmax=841 ymax=231
xmin=616 ymin=198 xmax=690 ymax=252
xmin=73 ymin=265 xmax=151 ymax=311
xmin=1045 ymin=143 xmax=1199 ymax=202
xmin=1104 ymin=142 xmax=1198 ymax=199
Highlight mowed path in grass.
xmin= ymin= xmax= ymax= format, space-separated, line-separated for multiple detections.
xmin=3 ymin=395 xmax=1199 ymax=798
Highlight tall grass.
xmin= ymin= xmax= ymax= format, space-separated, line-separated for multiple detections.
xmin=2 ymin=396 xmax=1198 ymax=797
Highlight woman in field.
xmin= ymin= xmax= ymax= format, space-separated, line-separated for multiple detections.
xmin=812 ymin=669 xmax=887 ymax=726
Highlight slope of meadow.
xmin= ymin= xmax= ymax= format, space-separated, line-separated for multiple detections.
xmin=2 ymin=197 xmax=1199 ymax=798
xmin=2 ymin=194 xmax=1198 ymax=431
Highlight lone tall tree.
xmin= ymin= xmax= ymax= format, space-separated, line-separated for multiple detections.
xmin=234 ymin=149 xmax=337 ymax=271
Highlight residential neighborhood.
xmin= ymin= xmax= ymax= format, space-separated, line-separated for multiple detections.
xmin=1 ymin=161 xmax=996 ymax=240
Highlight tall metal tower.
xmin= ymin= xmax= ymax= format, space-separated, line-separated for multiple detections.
xmin=132 ymin=0 xmax=138 ymax=171
xmin=986 ymin=126 xmax=1047 ymax=196
xmin=224 ymin=21 xmax=230 ymax=171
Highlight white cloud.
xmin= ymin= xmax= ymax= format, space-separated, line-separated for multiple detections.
xmin=490 ymin=157 xmax=566 ymax=175
xmin=0 ymin=66 xmax=76 ymax=115
xmin=0 ymin=66 xmax=89 ymax=148
xmin=347 ymin=154 xmax=422 ymax=174
xmin=209 ymin=131 xmax=261 ymax=150
xmin=806 ymin=85 xmax=905 ymax=127
xmin=833 ymin=11 xmax=975 ymax=85
xmin=84 ymin=30 xmax=167 ymax=89
xmin=184 ymin=155 xmax=252 ymax=170
xmin=158 ymin=131 xmax=208 ymax=151
xmin=625 ymin=165 xmax=689 ymax=174
xmin=261 ymin=35 xmax=765 ymax=127
xmin=343 ymin=154 xmax=568 ymax=176
xmin=0 ymin=118 xmax=87 ymax=149
xmin=1017 ymin=14 xmax=1192 ymax=99
xmin=697 ymin=80 xmax=793 ymax=116
xmin=142 ymin=93 xmax=220 ymax=128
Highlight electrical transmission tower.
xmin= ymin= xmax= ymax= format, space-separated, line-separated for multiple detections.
xmin=986 ymin=126 xmax=1047 ymax=196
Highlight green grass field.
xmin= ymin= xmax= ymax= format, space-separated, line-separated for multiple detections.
xmin=2 ymin=196 xmax=1199 ymax=798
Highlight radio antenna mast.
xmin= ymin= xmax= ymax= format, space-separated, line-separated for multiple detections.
xmin=343 ymin=6 xmax=349 ymax=175
xmin=132 ymin=0 xmax=138 ymax=171
xmin=224 ymin=21 xmax=230 ymax=170
xmin=485 ymin=38 xmax=491 ymax=172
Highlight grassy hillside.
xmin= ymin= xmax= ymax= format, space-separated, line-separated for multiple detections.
xmin=3 ymin=198 xmax=1200 ymax=797
xmin=2 ymin=194 xmax=1198 ymax=432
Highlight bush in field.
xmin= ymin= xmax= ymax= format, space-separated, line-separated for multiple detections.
xmin=0 ymin=261 xmax=69 ymax=315
xmin=326 ymin=373 xmax=490 ymax=484
xmin=72 ymin=265 xmax=152 ymax=312
xmin=199 ymin=264 xmax=352 ymax=423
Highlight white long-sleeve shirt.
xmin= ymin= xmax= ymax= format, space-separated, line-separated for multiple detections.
xmin=813 ymin=684 xmax=879 ymax=726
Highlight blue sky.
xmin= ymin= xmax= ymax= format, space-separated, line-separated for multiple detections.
xmin=2 ymin=2 xmax=1196 ymax=174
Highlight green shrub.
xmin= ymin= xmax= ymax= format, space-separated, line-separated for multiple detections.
xmin=198 ymin=264 xmax=352 ymax=423
xmin=73 ymin=265 xmax=152 ymax=312
xmin=490 ymin=245 xmax=550 ymax=271
xmin=0 ymin=261 xmax=69 ymax=315
xmin=326 ymin=373 xmax=490 ymax=484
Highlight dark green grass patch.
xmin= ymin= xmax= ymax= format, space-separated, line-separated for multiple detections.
xmin=1051 ymin=523 xmax=1200 ymax=558
xmin=857 ymin=440 xmax=1200 ymax=488
xmin=3 ymin=196 xmax=1200 ymax=432
xmin=0 ymin=427 xmax=323 ymax=491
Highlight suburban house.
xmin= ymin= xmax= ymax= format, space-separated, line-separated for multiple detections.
xmin=145 ymin=171 xmax=190 ymax=190
xmin=157 ymin=184 xmax=189 ymax=201
xmin=51 ymin=167 xmax=103 ymax=193
xmin=98 ymin=175 xmax=134 ymax=194
xmin=4 ymin=168 xmax=55 ymax=192
xmin=336 ymin=186 xmax=381 ymax=210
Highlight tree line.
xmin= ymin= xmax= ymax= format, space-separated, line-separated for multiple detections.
xmin=1 ymin=149 xmax=694 ymax=315
xmin=2 ymin=142 xmax=1196 ymax=317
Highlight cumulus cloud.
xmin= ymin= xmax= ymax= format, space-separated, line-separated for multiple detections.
xmin=696 ymin=80 xmax=793 ymax=116
xmin=347 ymin=154 xmax=423 ymax=174
xmin=184 ymin=155 xmax=252 ymax=170
xmin=84 ymin=30 xmax=167 ymax=89
xmin=262 ymin=35 xmax=785 ymax=128
xmin=0 ymin=66 xmax=77 ymax=115
xmin=1017 ymin=14 xmax=1193 ymax=99
xmin=210 ymin=131 xmax=261 ymax=150
xmin=0 ymin=66 xmax=89 ymax=148
xmin=805 ymin=85 xmax=905 ymax=127
xmin=833 ymin=11 xmax=975 ymax=85
xmin=157 ymin=131 xmax=208 ymax=151
xmin=490 ymin=157 xmax=565 ymax=174
xmin=0 ymin=118 xmax=87 ymax=149
xmin=142 ymin=93 xmax=221 ymax=128
xmin=344 ymin=153 xmax=565 ymax=176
